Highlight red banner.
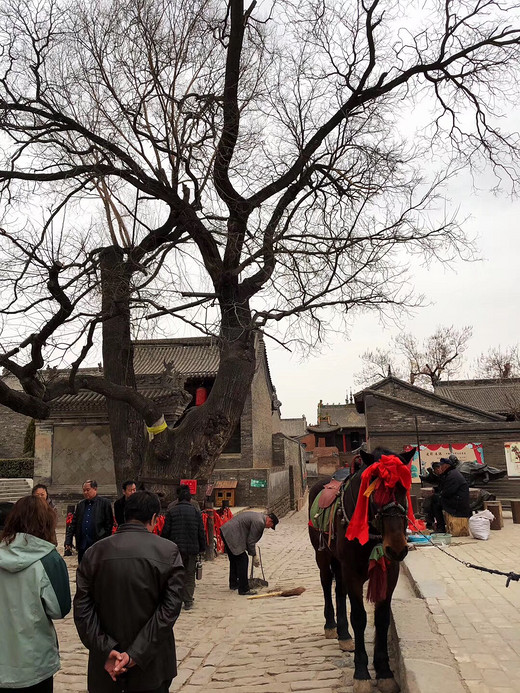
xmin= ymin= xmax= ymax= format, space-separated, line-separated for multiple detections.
xmin=180 ymin=479 xmax=197 ymax=495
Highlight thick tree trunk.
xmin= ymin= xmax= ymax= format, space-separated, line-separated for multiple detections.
xmin=100 ymin=247 xmax=145 ymax=488
xmin=140 ymin=300 xmax=256 ymax=496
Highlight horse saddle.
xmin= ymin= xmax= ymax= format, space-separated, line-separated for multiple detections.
xmin=332 ymin=467 xmax=351 ymax=482
xmin=318 ymin=479 xmax=344 ymax=509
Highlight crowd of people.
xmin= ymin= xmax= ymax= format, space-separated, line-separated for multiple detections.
xmin=0 ymin=479 xmax=278 ymax=692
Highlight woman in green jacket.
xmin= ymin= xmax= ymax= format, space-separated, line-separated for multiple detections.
xmin=0 ymin=495 xmax=71 ymax=691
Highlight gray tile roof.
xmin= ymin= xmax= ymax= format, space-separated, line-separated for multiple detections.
xmin=50 ymin=387 xmax=186 ymax=413
xmin=315 ymin=403 xmax=366 ymax=429
xmin=133 ymin=337 xmax=219 ymax=378
xmin=47 ymin=339 xmax=220 ymax=414
xmin=435 ymin=379 xmax=520 ymax=415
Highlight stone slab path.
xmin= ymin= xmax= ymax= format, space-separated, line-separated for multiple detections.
xmin=54 ymin=506 xmax=397 ymax=692
xmin=402 ymin=514 xmax=520 ymax=693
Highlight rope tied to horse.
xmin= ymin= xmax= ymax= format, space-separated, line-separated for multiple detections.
xmin=408 ymin=517 xmax=520 ymax=588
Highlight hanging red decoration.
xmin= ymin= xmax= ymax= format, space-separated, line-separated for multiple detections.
xmin=195 ymin=387 xmax=207 ymax=405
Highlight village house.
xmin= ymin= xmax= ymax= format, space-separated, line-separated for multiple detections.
xmin=353 ymin=375 xmax=520 ymax=498
xmin=291 ymin=376 xmax=520 ymax=500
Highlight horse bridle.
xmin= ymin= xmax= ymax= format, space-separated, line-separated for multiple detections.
xmin=370 ymin=498 xmax=408 ymax=536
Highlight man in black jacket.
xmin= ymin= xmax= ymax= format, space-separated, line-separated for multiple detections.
xmin=113 ymin=479 xmax=137 ymax=526
xmin=64 ymin=480 xmax=114 ymax=562
xmin=74 ymin=491 xmax=184 ymax=693
xmin=428 ymin=458 xmax=471 ymax=532
xmin=162 ymin=486 xmax=205 ymax=610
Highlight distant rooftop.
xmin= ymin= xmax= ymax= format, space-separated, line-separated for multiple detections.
xmin=313 ymin=402 xmax=365 ymax=429
xmin=278 ymin=416 xmax=308 ymax=438
xmin=435 ymin=378 xmax=520 ymax=415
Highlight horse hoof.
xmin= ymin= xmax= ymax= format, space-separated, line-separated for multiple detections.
xmin=377 ymin=678 xmax=400 ymax=693
xmin=353 ymin=680 xmax=372 ymax=693
xmin=324 ymin=628 xmax=337 ymax=639
xmin=339 ymin=638 xmax=355 ymax=652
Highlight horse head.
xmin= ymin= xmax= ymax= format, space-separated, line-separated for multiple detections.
xmin=358 ymin=447 xmax=416 ymax=562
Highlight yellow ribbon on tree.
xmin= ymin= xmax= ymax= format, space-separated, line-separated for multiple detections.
xmin=146 ymin=416 xmax=168 ymax=440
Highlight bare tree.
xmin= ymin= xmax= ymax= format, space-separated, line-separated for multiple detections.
xmin=355 ymin=325 xmax=473 ymax=388
xmin=354 ymin=348 xmax=404 ymax=386
xmin=475 ymin=345 xmax=520 ymax=379
xmin=396 ymin=325 xmax=473 ymax=388
xmin=1 ymin=0 xmax=520 ymax=485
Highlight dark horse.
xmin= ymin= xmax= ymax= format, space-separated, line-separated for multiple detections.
xmin=309 ymin=447 xmax=415 ymax=693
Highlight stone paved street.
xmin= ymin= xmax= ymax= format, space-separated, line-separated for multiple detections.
xmin=54 ymin=506 xmax=393 ymax=692
xmin=402 ymin=513 xmax=520 ymax=693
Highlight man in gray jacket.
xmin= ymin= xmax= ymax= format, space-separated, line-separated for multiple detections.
xmin=220 ymin=510 xmax=278 ymax=595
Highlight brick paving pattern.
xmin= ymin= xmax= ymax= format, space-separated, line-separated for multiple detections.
xmin=54 ymin=506 xmax=393 ymax=692
xmin=404 ymin=515 xmax=520 ymax=693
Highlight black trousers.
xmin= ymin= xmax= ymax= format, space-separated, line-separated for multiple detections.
xmin=180 ymin=552 xmax=197 ymax=606
xmin=1 ymin=676 xmax=53 ymax=692
xmin=223 ymin=539 xmax=249 ymax=593
xmin=430 ymin=494 xmax=447 ymax=532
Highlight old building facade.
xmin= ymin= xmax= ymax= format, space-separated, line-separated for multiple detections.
xmin=31 ymin=336 xmax=305 ymax=515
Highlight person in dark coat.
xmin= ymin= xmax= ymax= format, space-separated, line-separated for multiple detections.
xmin=73 ymin=491 xmax=184 ymax=693
xmin=220 ymin=511 xmax=278 ymax=595
xmin=64 ymin=480 xmax=114 ymax=562
xmin=428 ymin=458 xmax=471 ymax=532
xmin=113 ymin=480 xmax=137 ymax=527
xmin=161 ymin=486 xmax=205 ymax=611
xmin=166 ymin=484 xmax=201 ymax=513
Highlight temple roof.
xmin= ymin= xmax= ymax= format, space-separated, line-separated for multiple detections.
xmin=435 ymin=378 xmax=520 ymax=416
xmin=133 ymin=337 xmax=219 ymax=378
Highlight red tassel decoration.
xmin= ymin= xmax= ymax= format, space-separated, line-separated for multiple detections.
xmin=367 ymin=544 xmax=388 ymax=603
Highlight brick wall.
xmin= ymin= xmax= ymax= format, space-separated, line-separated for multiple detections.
xmin=0 ymin=405 xmax=31 ymax=459
xmin=209 ymin=465 xmax=292 ymax=517
xmin=272 ymin=432 xmax=307 ymax=510
xmin=49 ymin=424 xmax=116 ymax=494
xmin=251 ymin=355 xmax=276 ymax=468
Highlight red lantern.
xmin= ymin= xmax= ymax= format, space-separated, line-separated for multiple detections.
xmin=195 ymin=387 xmax=207 ymax=405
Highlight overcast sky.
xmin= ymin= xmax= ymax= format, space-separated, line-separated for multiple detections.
xmin=267 ymin=177 xmax=520 ymax=424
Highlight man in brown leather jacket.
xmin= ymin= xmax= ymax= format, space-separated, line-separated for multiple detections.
xmin=73 ymin=491 xmax=184 ymax=692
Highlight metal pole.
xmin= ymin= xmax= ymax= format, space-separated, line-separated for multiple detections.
xmin=414 ymin=416 xmax=422 ymax=474
xmin=204 ymin=501 xmax=215 ymax=562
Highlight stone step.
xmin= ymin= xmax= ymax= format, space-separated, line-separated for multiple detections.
xmin=0 ymin=478 xmax=33 ymax=502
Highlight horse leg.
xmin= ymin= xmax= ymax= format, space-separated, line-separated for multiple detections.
xmin=332 ymin=558 xmax=354 ymax=651
xmin=347 ymin=577 xmax=372 ymax=693
xmin=316 ymin=550 xmax=337 ymax=637
xmin=374 ymin=565 xmax=400 ymax=693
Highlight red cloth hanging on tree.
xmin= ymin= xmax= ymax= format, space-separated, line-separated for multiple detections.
xmin=202 ymin=508 xmax=234 ymax=553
